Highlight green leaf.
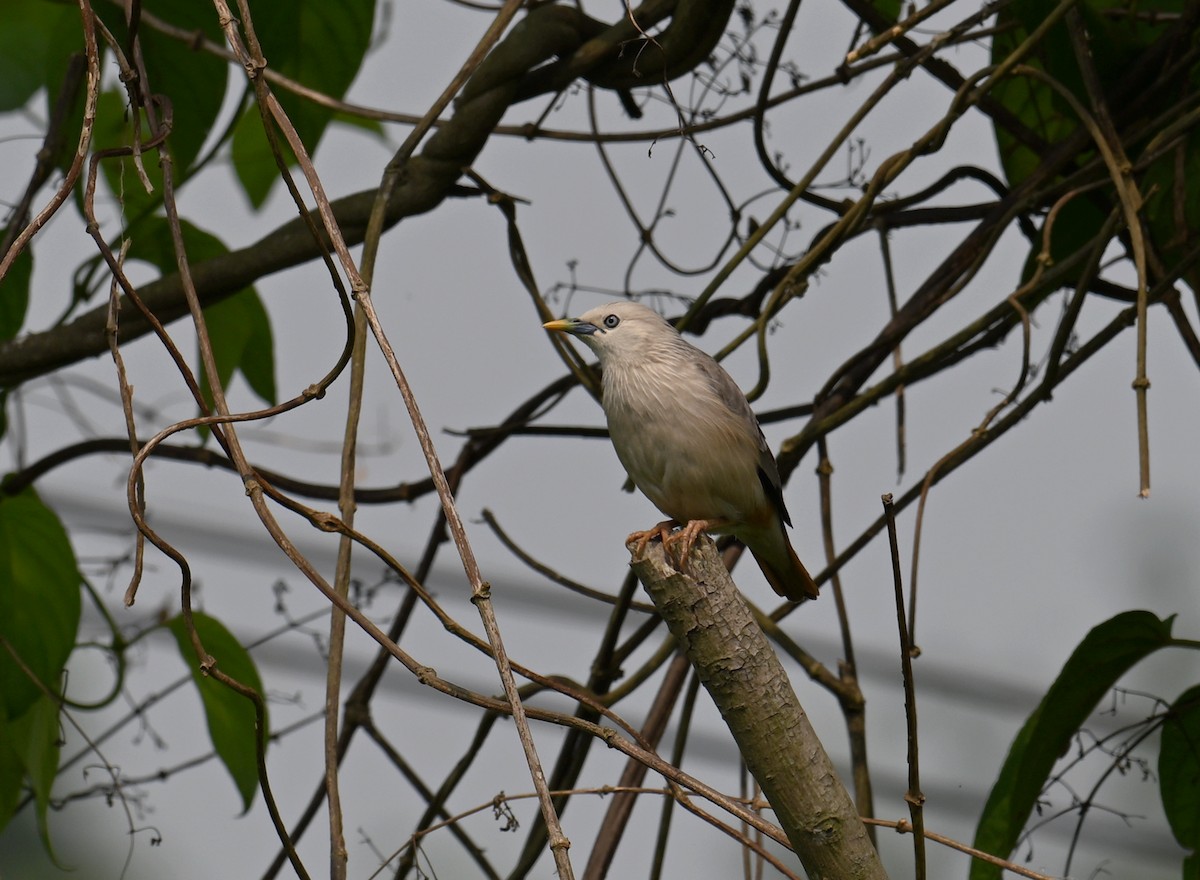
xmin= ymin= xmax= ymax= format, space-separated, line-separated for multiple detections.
xmin=44 ymin=12 xmax=90 ymax=180
xmin=0 ymin=0 xmax=84 ymax=182
xmin=989 ymin=3 xmax=1096 ymax=285
xmin=229 ymin=106 xmax=295 ymax=212
xmin=231 ymin=0 xmax=376 ymax=206
xmin=0 ymin=0 xmax=78 ymax=112
xmin=102 ymin=0 xmax=229 ymax=176
xmin=970 ymin=610 xmax=1175 ymax=880
xmin=989 ymin=4 xmax=1078 ymax=190
xmin=0 ymin=714 xmax=24 ymax=833
xmin=124 ymin=213 xmax=214 ymax=274
xmin=0 ymin=491 xmax=81 ymax=720
xmin=122 ymin=218 xmax=276 ymax=409
xmin=1016 ymin=196 xmax=1110 ymax=285
xmin=1142 ymin=122 xmax=1200 ymax=271
xmin=167 ymin=612 xmax=267 ymax=812
xmin=4 ymin=694 xmax=64 ymax=862
xmin=1161 ymin=685 xmax=1200 ymax=861
xmin=199 ymin=288 xmax=277 ymax=411
xmin=93 ymin=88 xmax=165 ymax=224
xmin=866 ymin=0 xmax=901 ymax=29
xmin=990 ymin=1 xmax=1194 ymax=284
xmin=0 ymin=231 xmax=32 ymax=341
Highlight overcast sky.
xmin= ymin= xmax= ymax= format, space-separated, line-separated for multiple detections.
xmin=2 ymin=2 xmax=1198 ymax=879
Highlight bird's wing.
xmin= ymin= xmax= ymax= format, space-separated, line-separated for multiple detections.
xmin=693 ymin=353 xmax=793 ymax=528
xmin=693 ymin=353 xmax=760 ymax=431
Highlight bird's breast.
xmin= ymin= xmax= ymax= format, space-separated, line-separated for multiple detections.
xmin=601 ymin=363 xmax=766 ymax=524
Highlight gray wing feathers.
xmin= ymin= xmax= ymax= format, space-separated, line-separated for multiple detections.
xmin=692 ymin=351 xmax=792 ymax=528
xmin=694 ymin=354 xmax=757 ymax=428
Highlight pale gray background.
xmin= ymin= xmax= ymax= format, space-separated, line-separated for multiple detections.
xmin=1 ymin=2 xmax=1197 ymax=878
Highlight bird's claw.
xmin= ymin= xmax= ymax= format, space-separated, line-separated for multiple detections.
xmin=662 ymin=520 xmax=710 ymax=571
xmin=627 ymin=520 xmax=679 ymax=559
xmin=629 ymin=519 xmax=727 ymax=574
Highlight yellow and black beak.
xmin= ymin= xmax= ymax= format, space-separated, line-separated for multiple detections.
xmin=543 ymin=318 xmax=599 ymax=336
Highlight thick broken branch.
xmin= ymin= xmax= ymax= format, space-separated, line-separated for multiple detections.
xmin=627 ymin=537 xmax=887 ymax=879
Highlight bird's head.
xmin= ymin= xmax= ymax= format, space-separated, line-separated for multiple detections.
xmin=542 ymin=301 xmax=678 ymax=364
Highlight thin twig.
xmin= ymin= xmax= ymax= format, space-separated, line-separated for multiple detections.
xmin=350 ymin=0 xmax=576 ymax=872
xmin=1064 ymin=11 xmax=1152 ymax=496
xmin=882 ymin=494 xmax=925 ymax=878
xmin=863 ymin=817 xmax=1057 ymax=880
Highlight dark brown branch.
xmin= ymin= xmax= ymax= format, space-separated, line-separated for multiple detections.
xmin=582 ymin=652 xmax=691 ymax=880
xmin=0 ymin=0 xmax=735 ymax=389
xmin=882 ymin=495 xmax=925 ymax=878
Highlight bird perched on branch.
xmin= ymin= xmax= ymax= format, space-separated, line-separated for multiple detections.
xmin=543 ymin=300 xmax=819 ymax=602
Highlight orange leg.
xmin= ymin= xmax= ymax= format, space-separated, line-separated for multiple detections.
xmin=627 ymin=519 xmax=679 ymax=558
xmin=662 ymin=519 xmax=733 ymax=571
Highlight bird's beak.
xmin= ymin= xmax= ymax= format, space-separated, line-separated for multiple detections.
xmin=543 ymin=318 xmax=598 ymax=336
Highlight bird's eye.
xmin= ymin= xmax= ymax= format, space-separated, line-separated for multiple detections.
xmin=603 ymin=314 xmax=620 ymax=329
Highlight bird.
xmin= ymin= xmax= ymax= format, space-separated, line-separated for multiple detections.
xmin=543 ymin=300 xmax=819 ymax=602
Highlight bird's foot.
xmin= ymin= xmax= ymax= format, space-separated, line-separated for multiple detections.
xmin=662 ymin=519 xmax=732 ymax=572
xmin=627 ymin=520 xmax=680 ymax=559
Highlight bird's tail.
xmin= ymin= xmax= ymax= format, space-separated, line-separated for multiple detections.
xmin=748 ymin=529 xmax=819 ymax=602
